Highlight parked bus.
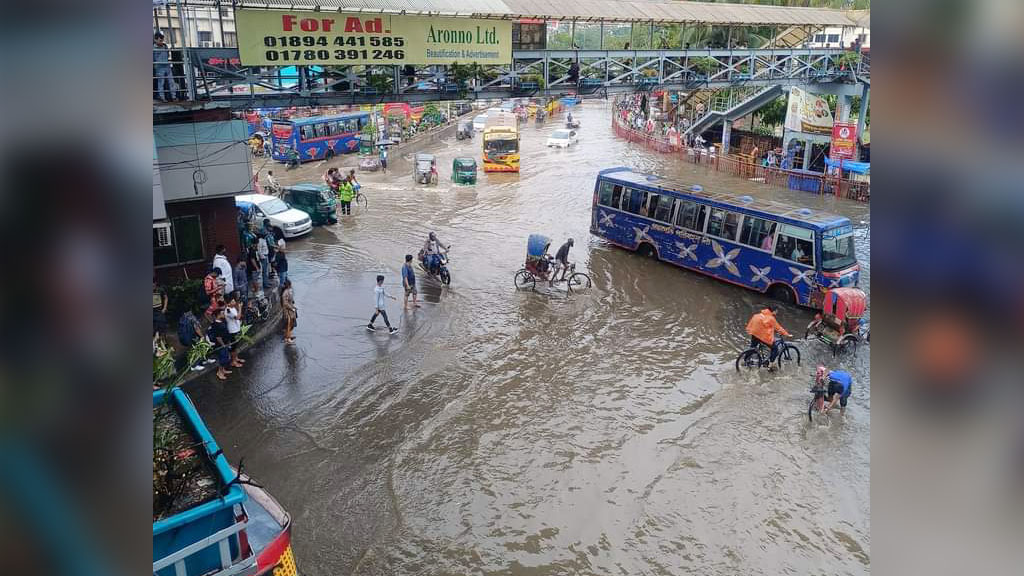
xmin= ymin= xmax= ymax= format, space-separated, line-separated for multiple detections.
xmin=482 ymin=111 xmax=520 ymax=172
xmin=590 ymin=167 xmax=860 ymax=307
xmin=270 ymin=112 xmax=370 ymax=164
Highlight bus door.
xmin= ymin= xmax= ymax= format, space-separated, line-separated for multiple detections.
xmin=671 ymin=199 xmax=708 ymax=270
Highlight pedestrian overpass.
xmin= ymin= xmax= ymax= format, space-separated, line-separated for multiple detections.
xmin=155 ymin=0 xmax=869 ymax=109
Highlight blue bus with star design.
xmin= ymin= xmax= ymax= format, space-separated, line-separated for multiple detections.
xmin=590 ymin=167 xmax=860 ymax=307
xmin=270 ymin=111 xmax=370 ymax=164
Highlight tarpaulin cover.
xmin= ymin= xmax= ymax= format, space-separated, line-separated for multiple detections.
xmin=825 ymin=158 xmax=870 ymax=174
xmin=527 ymin=234 xmax=551 ymax=259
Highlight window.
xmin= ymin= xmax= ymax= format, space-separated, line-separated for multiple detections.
xmin=707 ymin=208 xmax=740 ymax=241
xmin=774 ymin=224 xmax=815 ymax=266
xmin=222 ymin=32 xmax=237 ymax=47
xmin=610 ymin=183 xmax=624 ymax=208
xmin=675 ymin=201 xmax=707 ymax=232
xmin=198 ymin=31 xmax=213 ymax=43
xmin=300 ymin=125 xmax=315 ymax=141
xmin=154 ymin=216 xmax=204 ymax=267
xmin=313 ymin=124 xmax=326 ymax=138
xmin=340 ymin=119 xmax=357 ymax=132
xmin=624 ymin=188 xmax=649 ymax=216
xmin=821 ymin=231 xmax=856 ymax=271
xmin=827 ymin=34 xmax=840 ymax=43
xmin=739 ymin=216 xmax=777 ymax=250
xmin=598 ymin=181 xmax=616 ymax=206
xmin=814 ymin=34 xmax=826 ymax=43
xmin=652 ymin=195 xmax=676 ymax=223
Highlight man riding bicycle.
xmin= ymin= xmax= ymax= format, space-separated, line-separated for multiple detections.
xmin=745 ymin=304 xmax=792 ymax=369
xmin=551 ymin=238 xmax=574 ymax=284
xmin=815 ymin=365 xmax=853 ymax=416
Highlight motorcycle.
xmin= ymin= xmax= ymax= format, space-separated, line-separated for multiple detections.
xmin=417 ymin=247 xmax=452 ymax=285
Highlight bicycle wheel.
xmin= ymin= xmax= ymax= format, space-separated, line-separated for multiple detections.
xmin=735 ymin=349 xmax=761 ymax=372
xmin=777 ymin=344 xmax=801 ymax=368
xmin=566 ymin=272 xmax=592 ymax=293
xmin=835 ymin=335 xmax=857 ymax=358
xmin=514 ymin=269 xmax=536 ymax=290
xmin=355 ymin=193 xmax=368 ymax=210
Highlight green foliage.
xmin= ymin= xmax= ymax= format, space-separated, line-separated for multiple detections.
xmin=837 ymin=52 xmax=861 ymax=69
xmin=691 ymin=57 xmax=717 ymax=74
xmin=756 ymin=95 xmax=788 ymax=127
xmin=165 ymin=278 xmax=203 ymax=325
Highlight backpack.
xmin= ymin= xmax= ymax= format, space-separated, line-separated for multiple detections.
xmin=178 ymin=313 xmax=196 ymax=347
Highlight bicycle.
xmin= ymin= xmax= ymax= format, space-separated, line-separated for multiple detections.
xmin=514 ymin=261 xmax=592 ymax=294
xmin=734 ymin=337 xmax=801 ymax=372
xmin=808 ymin=382 xmax=828 ymax=423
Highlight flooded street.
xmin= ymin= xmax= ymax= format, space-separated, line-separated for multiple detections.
xmin=186 ymin=100 xmax=870 ymax=575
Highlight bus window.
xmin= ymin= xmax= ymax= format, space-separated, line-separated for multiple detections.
xmin=610 ymin=184 xmax=624 ymax=208
xmin=300 ymin=124 xmax=315 ymax=141
xmin=675 ymin=201 xmax=707 ymax=232
xmin=343 ymin=119 xmax=359 ymax=132
xmin=739 ymin=216 xmax=776 ymax=251
xmin=313 ymin=123 xmax=326 ymax=138
xmin=652 ymin=195 xmax=675 ymax=223
xmin=707 ymin=208 xmax=740 ymax=241
xmin=598 ymin=181 xmax=614 ymax=206
xmin=624 ymin=188 xmax=648 ymax=215
xmin=774 ymin=224 xmax=814 ymax=266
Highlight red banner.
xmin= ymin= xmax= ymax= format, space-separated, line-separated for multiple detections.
xmin=830 ymin=122 xmax=858 ymax=160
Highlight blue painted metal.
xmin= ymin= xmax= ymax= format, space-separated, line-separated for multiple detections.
xmin=153 ymin=388 xmax=247 ymax=576
xmin=589 ymin=168 xmax=860 ymax=307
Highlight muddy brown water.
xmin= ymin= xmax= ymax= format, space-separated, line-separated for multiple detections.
xmin=186 ymin=100 xmax=870 ymax=575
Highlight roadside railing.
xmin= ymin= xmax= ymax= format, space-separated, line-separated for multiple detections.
xmin=611 ymin=114 xmax=869 ymax=203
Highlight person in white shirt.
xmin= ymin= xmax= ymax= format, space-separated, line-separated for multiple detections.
xmin=212 ymin=244 xmax=234 ymax=295
xmin=274 ymin=236 xmax=289 ymax=286
xmin=224 ymin=292 xmax=245 ymax=368
xmin=256 ymin=235 xmax=270 ymax=288
xmin=791 ymin=243 xmax=806 ymax=262
xmin=264 ymin=170 xmax=280 ymax=196
xmin=367 ymin=275 xmax=398 ymax=334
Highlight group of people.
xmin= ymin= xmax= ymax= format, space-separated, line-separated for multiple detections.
xmin=366 ymin=231 xmax=450 ymax=334
xmin=746 ymin=304 xmax=854 ymax=416
xmin=323 ymin=167 xmax=360 ymax=216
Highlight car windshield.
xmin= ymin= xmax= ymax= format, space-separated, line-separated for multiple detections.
xmin=485 ymin=139 xmax=518 ymax=154
xmin=821 ymin=233 xmax=856 ymax=271
xmin=552 ymin=130 xmax=569 ymax=139
xmin=259 ymin=198 xmax=290 ymax=215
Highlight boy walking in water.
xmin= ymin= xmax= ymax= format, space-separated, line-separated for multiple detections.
xmin=368 ymin=275 xmax=399 ymax=334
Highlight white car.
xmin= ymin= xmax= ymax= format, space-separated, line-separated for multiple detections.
xmin=236 ymin=193 xmax=312 ymax=238
xmin=472 ymin=113 xmax=489 ymax=131
xmin=546 ymin=129 xmax=579 ymax=148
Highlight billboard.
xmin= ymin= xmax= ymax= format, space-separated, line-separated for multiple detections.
xmin=830 ymin=122 xmax=858 ymax=160
xmin=784 ymin=87 xmax=834 ymax=135
xmin=236 ymin=9 xmax=512 ymax=66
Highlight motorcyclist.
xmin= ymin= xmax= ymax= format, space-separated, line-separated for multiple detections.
xmin=745 ymin=304 xmax=792 ymax=369
xmin=285 ymin=147 xmax=300 ymax=169
xmin=421 ymin=232 xmax=450 ymax=275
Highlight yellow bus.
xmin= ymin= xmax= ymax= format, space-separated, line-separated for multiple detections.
xmin=482 ymin=111 xmax=520 ymax=172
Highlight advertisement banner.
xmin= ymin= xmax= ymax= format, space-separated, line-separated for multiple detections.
xmin=830 ymin=122 xmax=858 ymax=159
xmin=784 ymin=87 xmax=834 ymax=135
xmin=236 ymin=9 xmax=512 ymax=66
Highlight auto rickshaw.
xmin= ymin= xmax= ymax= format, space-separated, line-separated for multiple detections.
xmin=451 ymin=157 xmax=477 ymax=184
xmin=804 ymin=287 xmax=869 ymax=357
xmin=414 ymin=153 xmax=438 ymax=185
xmin=357 ymin=134 xmax=374 ymax=155
xmin=456 ymin=120 xmax=473 ymax=141
xmin=281 ymin=183 xmax=337 ymax=226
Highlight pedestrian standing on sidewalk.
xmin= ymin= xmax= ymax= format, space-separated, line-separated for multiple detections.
xmin=225 ymin=291 xmax=245 ymax=368
xmin=367 ymin=275 xmax=399 ymax=334
xmin=281 ymin=279 xmax=296 ymax=343
xmin=202 ymin=268 xmax=223 ymax=320
xmin=256 ymin=231 xmax=271 ymax=288
xmin=275 ymin=236 xmax=289 ymax=287
xmin=208 ymin=306 xmax=233 ymax=381
xmin=153 ymin=278 xmax=168 ymax=335
xmin=233 ymin=256 xmax=249 ymax=303
xmin=246 ymin=239 xmax=262 ymax=294
xmin=402 ymin=254 xmax=420 ymax=310
xmin=213 ymin=244 xmax=234 ymax=295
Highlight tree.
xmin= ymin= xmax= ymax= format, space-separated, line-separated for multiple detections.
xmin=757 ymin=95 xmax=788 ymax=127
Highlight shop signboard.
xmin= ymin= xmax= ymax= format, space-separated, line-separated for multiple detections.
xmin=830 ymin=122 xmax=858 ymax=160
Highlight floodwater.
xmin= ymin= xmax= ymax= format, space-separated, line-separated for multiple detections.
xmin=186 ymin=100 xmax=870 ymax=575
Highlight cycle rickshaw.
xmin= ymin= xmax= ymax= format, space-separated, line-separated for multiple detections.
xmin=804 ymin=287 xmax=869 ymax=357
xmin=514 ymin=234 xmax=592 ymax=293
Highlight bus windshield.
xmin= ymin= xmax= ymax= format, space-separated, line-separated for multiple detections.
xmin=485 ymin=138 xmax=518 ymax=154
xmin=821 ymin=233 xmax=856 ymax=270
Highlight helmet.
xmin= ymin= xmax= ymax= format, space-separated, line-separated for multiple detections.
xmin=567 ymin=237 xmax=574 ymax=246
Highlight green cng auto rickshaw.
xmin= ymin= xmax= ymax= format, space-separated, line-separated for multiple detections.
xmin=358 ymin=134 xmax=374 ymax=155
xmin=452 ymin=157 xmax=477 ymax=184
xmin=282 ymin=184 xmax=337 ymax=225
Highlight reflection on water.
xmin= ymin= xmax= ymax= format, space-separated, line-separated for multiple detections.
xmin=186 ymin=100 xmax=870 ymax=575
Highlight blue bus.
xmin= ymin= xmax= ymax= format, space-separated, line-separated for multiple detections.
xmin=590 ymin=167 xmax=860 ymax=307
xmin=270 ymin=112 xmax=370 ymax=163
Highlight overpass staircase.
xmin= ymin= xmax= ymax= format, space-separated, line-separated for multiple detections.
xmin=684 ymin=84 xmax=784 ymax=137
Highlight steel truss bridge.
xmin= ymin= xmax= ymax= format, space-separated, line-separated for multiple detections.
xmin=181 ymin=46 xmax=869 ymax=109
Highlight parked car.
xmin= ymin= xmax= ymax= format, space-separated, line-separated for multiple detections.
xmin=236 ymin=193 xmax=312 ymax=238
xmin=546 ymin=129 xmax=579 ymax=148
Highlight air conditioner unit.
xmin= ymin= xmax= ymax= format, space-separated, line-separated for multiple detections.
xmin=200 ymin=41 xmax=212 ymax=48
xmin=154 ymin=221 xmax=173 ymax=247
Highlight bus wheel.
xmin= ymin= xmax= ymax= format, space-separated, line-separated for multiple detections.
xmin=637 ymin=243 xmax=656 ymax=259
xmin=768 ymin=284 xmax=795 ymax=305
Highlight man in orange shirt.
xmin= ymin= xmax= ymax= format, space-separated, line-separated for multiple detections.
xmin=746 ymin=304 xmax=792 ymax=366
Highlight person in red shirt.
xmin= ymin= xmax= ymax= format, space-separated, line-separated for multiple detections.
xmin=745 ymin=305 xmax=792 ymax=366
